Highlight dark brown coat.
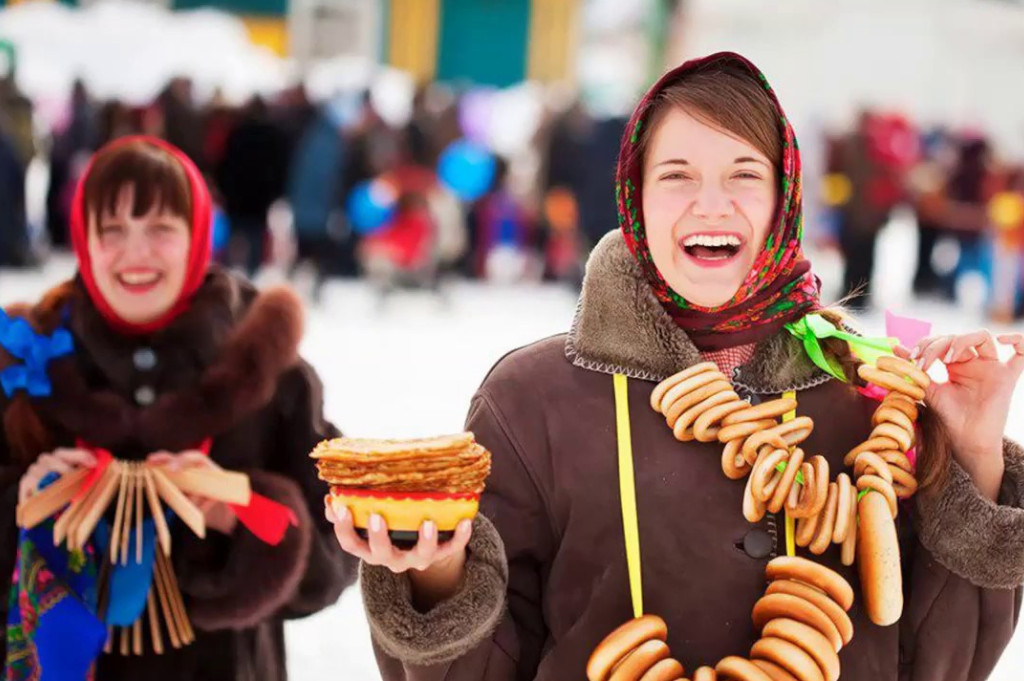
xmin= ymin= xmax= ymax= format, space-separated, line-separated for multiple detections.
xmin=0 ymin=268 xmax=357 ymax=681
xmin=363 ymin=231 xmax=1024 ymax=681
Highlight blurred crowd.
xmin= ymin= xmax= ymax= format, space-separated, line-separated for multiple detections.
xmin=1 ymin=72 xmax=1023 ymax=321
xmin=819 ymin=111 xmax=1024 ymax=321
xmin=0 ymin=74 xmax=612 ymax=300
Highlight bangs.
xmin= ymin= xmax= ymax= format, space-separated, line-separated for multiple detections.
xmin=82 ymin=140 xmax=192 ymax=226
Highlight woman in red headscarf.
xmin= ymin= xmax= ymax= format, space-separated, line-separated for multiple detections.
xmin=0 ymin=137 xmax=355 ymax=681
xmin=333 ymin=54 xmax=1024 ymax=681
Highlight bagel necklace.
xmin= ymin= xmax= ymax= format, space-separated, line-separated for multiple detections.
xmin=587 ymin=323 xmax=930 ymax=681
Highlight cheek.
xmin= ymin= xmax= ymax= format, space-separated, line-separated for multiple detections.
xmin=739 ymin=190 xmax=778 ymax=245
xmin=642 ymin=187 xmax=687 ymax=244
xmin=158 ymin=237 xmax=191 ymax=278
xmin=88 ymin=242 xmax=120 ymax=279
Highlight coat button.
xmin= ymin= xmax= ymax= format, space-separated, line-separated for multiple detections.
xmin=743 ymin=528 xmax=773 ymax=559
xmin=134 ymin=386 xmax=156 ymax=406
xmin=133 ymin=347 xmax=157 ymax=371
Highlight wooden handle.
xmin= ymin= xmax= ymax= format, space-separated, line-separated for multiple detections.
xmin=60 ymin=463 xmax=117 ymax=549
xmin=143 ymin=470 xmax=172 ymax=557
xmin=17 ymin=468 xmax=91 ymax=529
xmin=135 ymin=469 xmax=144 ymax=565
xmin=71 ymin=462 xmax=122 ymax=551
xmin=160 ymin=467 xmax=251 ymax=506
xmin=150 ymin=468 xmax=205 ymax=539
xmin=153 ymin=559 xmax=182 ymax=650
xmin=147 ymin=588 xmax=164 ymax=655
xmin=120 ymin=466 xmax=136 ymax=564
xmin=109 ymin=466 xmax=129 ymax=563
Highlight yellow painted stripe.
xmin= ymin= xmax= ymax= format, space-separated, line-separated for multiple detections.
xmin=240 ymin=16 xmax=289 ymax=57
xmin=389 ymin=0 xmax=439 ymax=83
xmin=527 ymin=0 xmax=579 ymax=82
xmin=614 ymin=374 xmax=644 ymax=618
xmin=782 ymin=390 xmax=797 ymax=557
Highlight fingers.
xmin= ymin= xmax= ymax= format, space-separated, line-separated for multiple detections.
xmin=998 ymin=332 xmax=1024 ymax=375
xmin=146 ymin=450 xmax=217 ymax=471
xmin=913 ymin=335 xmax=953 ymax=372
xmin=997 ymin=332 xmax=1024 ymax=353
xmin=912 ymin=330 xmax=1003 ymax=371
xmin=176 ymin=451 xmax=219 ymax=470
xmin=35 ymin=453 xmax=73 ymax=477
xmin=146 ymin=451 xmax=176 ymax=469
xmin=194 ymin=497 xmax=218 ymax=514
xmin=411 ymin=521 xmax=440 ymax=568
xmin=327 ymin=500 xmax=374 ymax=561
xmin=322 ymin=495 xmax=470 ymax=575
xmin=893 ymin=345 xmax=912 ymax=360
xmin=18 ymin=475 xmax=37 ymax=504
xmin=18 ymin=448 xmax=98 ymax=504
xmin=366 ymin=514 xmax=396 ymax=564
xmin=432 ymin=519 xmax=474 ymax=563
xmin=946 ymin=329 xmax=999 ymax=362
xmin=51 ymin=448 xmax=98 ymax=469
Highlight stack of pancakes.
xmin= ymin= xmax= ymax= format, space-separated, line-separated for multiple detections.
xmin=311 ymin=433 xmax=491 ymax=546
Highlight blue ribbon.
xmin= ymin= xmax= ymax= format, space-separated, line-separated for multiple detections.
xmin=0 ymin=308 xmax=74 ymax=398
xmin=92 ymin=519 xmax=158 ymax=627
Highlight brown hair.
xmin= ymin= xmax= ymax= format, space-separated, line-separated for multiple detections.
xmin=816 ymin=306 xmax=951 ymax=495
xmin=82 ymin=140 xmax=192 ymax=229
xmin=636 ymin=58 xmax=784 ymax=176
xmin=1 ymin=282 xmax=77 ymax=467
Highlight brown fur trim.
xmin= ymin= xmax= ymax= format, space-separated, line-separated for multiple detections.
xmin=915 ymin=437 xmax=1024 ymax=589
xmin=179 ymin=470 xmax=313 ymax=630
xmin=565 ymin=230 xmax=829 ymax=393
xmin=361 ymin=514 xmax=508 ymax=666
xmin=135 ymin=287 xmax=304 ymax=448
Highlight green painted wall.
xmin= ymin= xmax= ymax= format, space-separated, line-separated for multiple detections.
xmin=436 ymin=0 xmax=529 ymax=87
xmin=172 ymin=0 xmax=286 ymax=17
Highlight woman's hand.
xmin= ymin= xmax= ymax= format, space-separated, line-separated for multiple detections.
xmin=147 ymin=450 xmax=238 ymax=535
xmin=900 ymin=330 xmax=1024 ymax=499
xmin=325 ymin=498 xmax=472 ymax=610
xmin=18 ymin=448 xmax=97 ymax=503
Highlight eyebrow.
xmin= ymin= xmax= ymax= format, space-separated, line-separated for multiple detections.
xmin=654 ymin=157 xmax=770 ymax=168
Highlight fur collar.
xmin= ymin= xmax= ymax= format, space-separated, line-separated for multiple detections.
xmin=565 ymin=231 xmax=830 ymax=394
xmin=1 ymin=268 xmax=304 ymax=456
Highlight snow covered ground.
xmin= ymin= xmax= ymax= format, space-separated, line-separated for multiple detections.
xmin=1 ymin=216 xmax=1023 ymax=679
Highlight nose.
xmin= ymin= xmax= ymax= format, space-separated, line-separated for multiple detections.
xmin=691 ymin=182 xmax=734 ymax=223
xmin=122 ymin=228 xmax=154 ymax=260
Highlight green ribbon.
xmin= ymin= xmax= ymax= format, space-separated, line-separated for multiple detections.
xmin=775 ymin=461 xmax=805 ymax=486
xmin=784 ymin=313 xmax=897 ymax=382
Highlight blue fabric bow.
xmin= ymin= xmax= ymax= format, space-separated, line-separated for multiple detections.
xmin=0 ymin=308 xmax=74 ymax=398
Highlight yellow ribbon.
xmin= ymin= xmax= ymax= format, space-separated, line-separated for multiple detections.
xmin=782 ymin=390 xmax=797 ymax=558
xmin=614 ymin=374 xmax=644 ymax=618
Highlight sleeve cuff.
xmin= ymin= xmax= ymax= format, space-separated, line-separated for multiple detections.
xmin=360 ymin=513 xmax=508 ymax=667
xmin=178 ymin=470 xmax=313 ymax=630
xmin=915 ymin=437 xmax=1024 ymax=589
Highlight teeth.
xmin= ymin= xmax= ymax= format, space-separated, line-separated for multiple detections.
xmin=119 ymin=272 xmax=159 ymax=286
xmin=683 ymin=234 xmax=742 ymax=248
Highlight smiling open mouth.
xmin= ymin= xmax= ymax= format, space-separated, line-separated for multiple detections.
xmin=117 ymin=271 xmax=163 ymax=291
xmin=681 ymin=233 xmax=744 ymax=262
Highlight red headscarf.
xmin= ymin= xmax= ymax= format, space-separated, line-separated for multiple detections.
xmin=70 ymin=136 xmax=213 ymax=335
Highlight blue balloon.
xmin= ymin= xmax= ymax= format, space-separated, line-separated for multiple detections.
xmin=211 ymin=208 xmax=231 ymax=253
xmin=347 ymin=179 xmax=397 ymax=234
xmin=438 ymin=139 xmax=496 ymax=201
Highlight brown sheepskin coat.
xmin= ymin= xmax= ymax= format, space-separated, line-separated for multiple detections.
xmin=0 ymin=267 xmax=357 ymax=681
